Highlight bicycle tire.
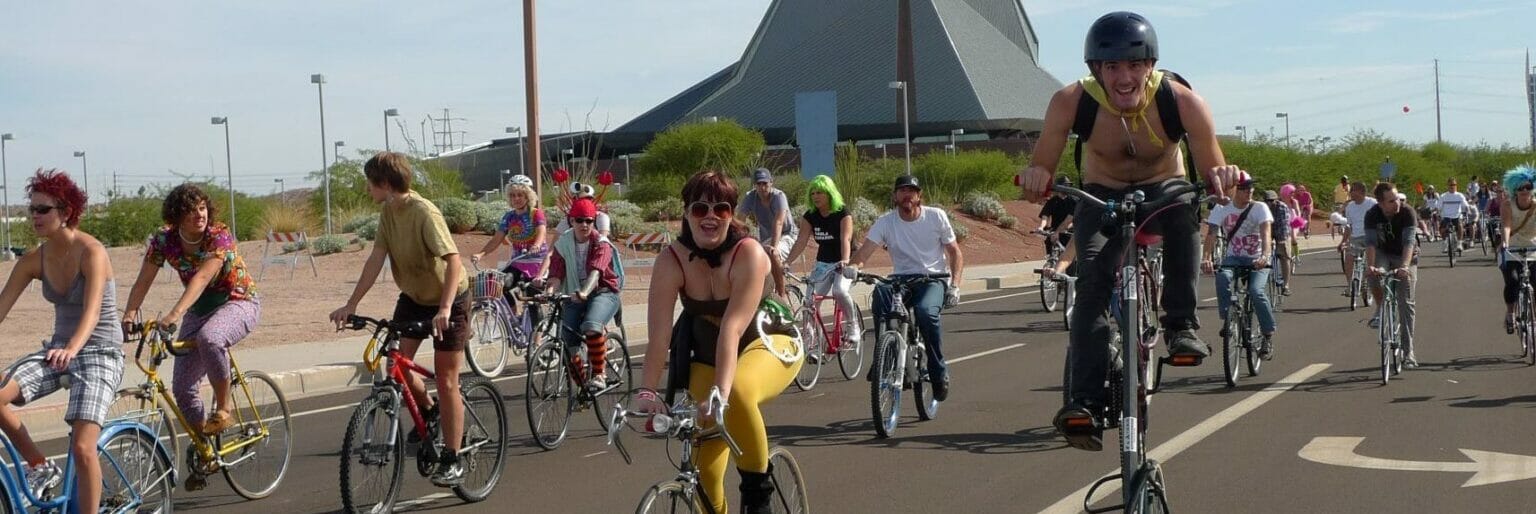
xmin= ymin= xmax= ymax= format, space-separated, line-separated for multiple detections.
xmin=870 ymin=329 xmax=904 ymax=439
xmin=1222 ymin=310 xmax=1240 ymax=388
xmin=1041 ymin=267 xmax=1059 ymax=312
xmin=767 ymin=447 xmax=810 ymax=513
xmin=525 ymin=340 xmax=573 ymax=450
xmin=913 ymin=336 xmax=938 ymax=422
xmin=466 ymin=304 xmax=511 ymax=378
xmin=339 ymin=390 xmax=404 ymax=514
xmin=106 ymin=387 xmax=180 ymax=482
xmin=221 ymin=370 xmax=293 ymax=500
xmin=1243 ymin=304 xmax=1261 ymax=377
xmin=453 ymin=378 xmax=508 ymax=503
xmin=793 ymin=302 xmax=823 ymax=391
xmin=636 ymin=481 xmax=702 ymax=514
xmin=838 ymin=302 xmax=868 ymax=380
xmin=1448 ymin=234 xmax=1457 ymax=267
xmin=1061 ymin=280 xmax=1075 ymax=331
xmin=1380 ymin=310 xmax=1393 ymax=385
xmin=1349 ymin=277 xmax=1359 ymax=311
xmin=1525 ymin=297 xmax=1536 ymax=366
xmin=97 ymin=424 xmax=175 ymax=514
xmin=593 ymin=333 xmax=635 ymax=432
xmin=1127 ymin=462 xmax=1170 ymax=514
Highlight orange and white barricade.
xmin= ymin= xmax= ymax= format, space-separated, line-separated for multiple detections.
xmin=258 ymin=231 xmax=319 ymax=280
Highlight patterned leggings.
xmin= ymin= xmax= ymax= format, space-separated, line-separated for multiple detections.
xmin=174 ymin=298 xmax=261 ymax=422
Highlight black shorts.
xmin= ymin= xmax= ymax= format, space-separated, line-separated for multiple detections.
xmin=391 ymin=291 xmax=472 ymax=351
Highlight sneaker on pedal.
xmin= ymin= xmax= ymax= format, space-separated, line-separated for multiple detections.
xmin=931 ymin=373 xmax=951 ymax=402
xmin=409 ymin=404 xmax=440 ymax=445
xmin=1369 ymin=314 xmax=1381 ymax=329
xmin=1053 ymin=400 xmax=1103 ymax=452
xmin=1260 ymin=334 xmax=1275 ymax=360
xmin=1281 ymin=285 xmax=1292 ymax=296
xmin=23 ymin=460 xmax=62 ymax=497
xmin=586 ymin=375 xmax=608 ymax=393
xmin=1167 ymin=330 xmax=1210 ymax=361
xmin=429 ymin=459 xmax=466 ymax=487
xmin=1506 ymin=314 xmax=1516 ymax=335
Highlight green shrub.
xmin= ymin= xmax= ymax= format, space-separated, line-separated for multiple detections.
xmin=627 ymin=119 xmax=767 ymax=204
xmin=911 ymin=151 xmax=1021 ymax=206
xmin=80 ymin=198 xmax=163 ymax=247
xmin=311 ymin=234 xmax=348 ymax=256
xmin=946 ymin=209 xmax=969 ymax=242
xmin=545 ymin=208 xmax=566 ymax=229
xmin=959 ymin=191 xmax=1006 ymax=221
xmin=605 ymin=199 xmax=643 ymax=221
xmin=998 ymin=214 xmax=1019 ymax=229
xmin=282 ymin=241 xmax=307 ymax=253
xmin=432 ymin=198 xmax=479 ymax=234
xmin=474 ymin=201 xmax=505 ymax=234
xmin=611 ymin=216 xmax=667 ymax=239
xmin=643 ymin=198 xmax=685 ymax=221
xmin=850 ymin=197 xmax=882 ymax=234
xmin=354 ymin=215 xmax=381 ymax=241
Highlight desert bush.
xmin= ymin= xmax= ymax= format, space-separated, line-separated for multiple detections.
xmin=998 ymin=214 xmax=1019 ymax=229
xmin=353 ymin=215 xmax=381 ymax=241
xmin=627 ymin=119 xmax=767 ymax=204
xmin=959 ymin=191 xmax=1006 ymax=221
xmin=643 ymin=198 xmax=685 ymax=221
xmin=946 ymin=209 xmax=969 ymax=242
xmin=311 ymin=235 xmax=348 ymax=256
xmin=259 ymin=202 xmax=316 ymax=236
xmin=432 ymin=198 xmax=479 ymax=234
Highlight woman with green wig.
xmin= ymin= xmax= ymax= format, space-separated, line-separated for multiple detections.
xmin=785 ymin=175 xmax=862 ymax=349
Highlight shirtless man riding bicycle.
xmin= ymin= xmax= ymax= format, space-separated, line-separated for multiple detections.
xmin=1019 ymin=11 xmax=1244 ymax=450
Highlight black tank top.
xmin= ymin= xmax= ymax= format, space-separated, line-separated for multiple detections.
xmin=804 ymin=208 xmax=853 ymax=264
xmin=669 ymin=243 xmax=756 ymax=366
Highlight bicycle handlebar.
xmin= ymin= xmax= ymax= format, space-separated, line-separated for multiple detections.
xmin=853 ymin=272 xmax=951 ymax=286
xmin=1051 ymin=183 xmax=1203 ymax=216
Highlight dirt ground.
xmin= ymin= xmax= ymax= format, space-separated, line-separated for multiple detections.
xmin=0 ymin=200 xmax=1333 ymax=364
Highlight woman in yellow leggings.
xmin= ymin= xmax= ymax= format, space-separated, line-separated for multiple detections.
xmin=637 ymin=171 xmax=803 ymax=514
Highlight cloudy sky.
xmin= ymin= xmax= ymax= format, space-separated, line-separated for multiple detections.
xmin=2 ymin=0 xmax=1531 ymax=197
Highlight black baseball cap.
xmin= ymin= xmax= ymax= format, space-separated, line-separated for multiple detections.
xmin=894 ymin=175 xmax=921 ymax=191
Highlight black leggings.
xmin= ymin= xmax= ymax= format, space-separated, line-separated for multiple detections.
xmin=1501 ymin=260 xmax=1536 ymax=304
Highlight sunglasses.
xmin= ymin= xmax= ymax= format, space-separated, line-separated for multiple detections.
xmin=571 ymin=217 xmax=596 ymax=225
xmin=28 ymin=204 xmax=60 ymax=215
xmin=1519 ymin=186 xmax=1534 ymax=192
xmin=688 ymin=201 xmax=733 ymax=219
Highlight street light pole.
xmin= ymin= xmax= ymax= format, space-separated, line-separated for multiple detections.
xmin=211 ymin=117 xmax=236 ymax=238
xmin=0 ymin=133 xmax=12 ymax=258
xmin=505 ymin=126 xmax=523 ymax=184
xmin=499 ymin=169 xmax=511 ymax=196
xmin=1235 ymin=125 xmax=1247 ymax=142
xmin=1275 ymin=112 xmax=1290 ymax=146
xmin=619 ymin=154 xmax=631 ymax=185
xmin=876 ymin=143 xmax=886 ymax=160
xmin=334 ymin=141 xmax=346 ymax=163
xmin=889 ymin=81 xmax=912 ymax=175
xmin=383 ymin=109 xmax=398 ymax=151
xmin=312 ymin=74 xmax=332 ymax=235
xmin=72 ymin=151 xmax=88 ymax=201
xmin=274 ymin=178 xmax=286 ymax=201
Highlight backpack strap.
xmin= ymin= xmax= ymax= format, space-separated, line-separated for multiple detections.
xmin=1070 ymin=89 xmax=1099 ymax=183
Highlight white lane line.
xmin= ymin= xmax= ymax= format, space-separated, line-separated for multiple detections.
xmin=1202 ymin=297 xmax=1217 ymax=303
xmin=1039 ymin=362 xmax=1332 ymax=514
xmin=950 ymin=343 xmax=1026 ymax=364
xmin=583 ymin=451 xmax=608 ymax=458
xmin=393 ymin=492 xmax=454 ymax=509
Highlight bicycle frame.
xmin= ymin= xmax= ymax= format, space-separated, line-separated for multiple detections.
xmin=130 ymin=322 xmax=271 ymax=465
xmin=795 ymin=274 xmax=849 ymax=355
xmin=360 ymin=324 xmax=439 ymax=441
xmin=608 ymin=389 xmax=744 ymax=514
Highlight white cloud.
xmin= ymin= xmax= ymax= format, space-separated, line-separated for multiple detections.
xmin=1327 ymin=7 xmax=1512 ymax=33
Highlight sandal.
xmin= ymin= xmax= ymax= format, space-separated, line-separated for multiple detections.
xmin=202 ymin=410 xmax=233 ymax=435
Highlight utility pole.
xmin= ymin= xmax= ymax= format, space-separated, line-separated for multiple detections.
xmin=1526 ymin=49 xmax=1535 ymax=152
xmin=524 ymin=0 xmax=544 ymax=199
xmin=1434 ymin=58 xmax=1443 ymax=143
xmin=112 ymin=171 xmax=119 ymax=202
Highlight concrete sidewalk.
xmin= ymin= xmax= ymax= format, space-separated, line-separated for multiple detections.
xmin=17 ymin=234 xmax=1345 ymax=439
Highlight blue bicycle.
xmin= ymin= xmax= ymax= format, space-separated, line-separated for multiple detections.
xmin=0 ymin=352 xmax=177 ymax=514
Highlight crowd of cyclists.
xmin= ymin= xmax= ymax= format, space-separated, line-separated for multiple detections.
xmin=0 ymin=9 xmax=1530 ymax=514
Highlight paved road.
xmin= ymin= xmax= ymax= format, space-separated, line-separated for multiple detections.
xmin=56 ymin=243 xmax=1531 ymax=513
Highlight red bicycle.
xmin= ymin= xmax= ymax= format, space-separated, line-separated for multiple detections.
xmin=787 ymin=271 xmax=869 ymax=390
xmin=336 ymin=314 xmax=509 ymax=514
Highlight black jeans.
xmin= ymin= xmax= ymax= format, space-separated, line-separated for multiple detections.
xmin=1065 ymin=179 xmax=1201 ymax=405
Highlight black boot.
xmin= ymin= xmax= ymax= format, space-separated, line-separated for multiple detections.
xmin=738 ymin=466 xmax=775 ymax=514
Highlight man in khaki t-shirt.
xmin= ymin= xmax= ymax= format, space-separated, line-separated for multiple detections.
xmin=329 ymin=152 xmax=472 ymax=488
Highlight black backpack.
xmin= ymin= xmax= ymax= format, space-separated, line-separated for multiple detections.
xmin=1070 ymin=70 xmax=1198 ymax=186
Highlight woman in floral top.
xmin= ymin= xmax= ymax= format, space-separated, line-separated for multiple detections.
xmin=470 ymin=174 xmax=547 ymax=280
xmin=123 ymin=184 xmax=260 ymax=449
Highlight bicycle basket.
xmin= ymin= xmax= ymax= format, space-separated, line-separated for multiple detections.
xmin=471 ymin=270 xmax=507 ymax=302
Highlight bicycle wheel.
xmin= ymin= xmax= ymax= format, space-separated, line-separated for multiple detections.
xmin=97 ymin=425 xmax=174 ymax=514
xmin=1127 ymin=462 xmax=1170 ymax=514
xmin=1380 ymin=315 xmax=1393 ymax=385
xmin=870 ymin=329 xmax=904 ymax=439
xmin=838 ymin=302 xmax=868 ymax=380
xmin=1243 ymin=306 xmax=1261 ymax=377
xmin=794 ymin=304 xmax=824 ymax=391
xmin=1524 ymin=297 xmax=1536 ymax=366
xmin=767 ymin=447 xmax=810 ymax=513
xmin=106 ymin=388 xmax=179 ymax=481
xmin=1062 ymin=280 xmax=1075 ymax=331
xmin=1349 ymin=277 xmax=1359 ymax=311
xmin=220 ymin=370 xmax=293 ymax=499
xmin=1222 ymin=309 xmax=1240 ymax=388
xmin=912 ymin=339 xmax=938 ymax=422
xmin=453 ymin=378 xmax=508 ymax=503
xmin=1448 ymin=234 xmax=1457 ymax=267
xmin=525 ymin=340 xmax=573 ymax=450
xmin=636 ymin=481 xmax=702 ymax=514
xmin=593 ymin=333 xmax=634 ymax=431
xmin=466 ymin=303 xmax=510 ymax=378
xmin=1040 ymin=269 xmax=1059 ymax=312
xmin=340 ymin=390 xmax=404 ymax=514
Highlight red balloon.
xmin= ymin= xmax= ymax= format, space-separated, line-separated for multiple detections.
xmin=597 ymin=170 xmax=615 ymax=186
xmin=553 ymin=168 xmax=569 ymax=184
xmin=1403 ymin=105 xmax=1411 ymax=113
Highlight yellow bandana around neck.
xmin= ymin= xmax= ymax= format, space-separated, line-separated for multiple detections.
xmin=1080 ymin=69 xmax=1166 ymax=149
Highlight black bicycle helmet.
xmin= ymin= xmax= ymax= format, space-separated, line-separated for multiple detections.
xmin=1084 ymin=11 xmax=1158 ymax=62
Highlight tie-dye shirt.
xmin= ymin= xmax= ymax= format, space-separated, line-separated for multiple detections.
xmin=146 ymin=223 xmax=257 ymax=315
xmin=499 ymin=208 xmax=547 ymax=252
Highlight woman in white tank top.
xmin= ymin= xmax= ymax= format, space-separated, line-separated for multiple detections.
xmin=1497 ymin=164 xmax=1536 ymax=332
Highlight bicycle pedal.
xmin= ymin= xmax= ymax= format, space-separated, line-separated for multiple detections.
xmin=1165 ymin=354 xmax=1203 ymax=367
xmin=1057 ymin=416 xmax=1104 ymax=452
xmin=184 ymin=473 xmax=208 ymax=492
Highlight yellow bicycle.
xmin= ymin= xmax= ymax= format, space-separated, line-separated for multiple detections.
xmin=110 ymin=320 xmax=293 ymax=499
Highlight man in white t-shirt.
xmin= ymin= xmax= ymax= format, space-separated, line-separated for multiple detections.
xmin=1202 ymin=178 xmax=1278 ymax=356
xmin=846 ymin=175 xmax=965 ymax=402
xmin=1338 ymin=181 xmax=1378 ymax=292
xmin=1438 ymin=178 xmax=1471 ymax=251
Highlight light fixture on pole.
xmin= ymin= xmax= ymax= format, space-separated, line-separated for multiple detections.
xmin=618 ymin=154 xmax=631 ymax=185
xmin=72 ymin=151 xmax=88 ymax=201
xmin=210 ymin=117 xmax=237 ymax=238
xmin=499 ymin=169 xmax=511 ymax=196
xmin=505 ymin=126 xmax=524 ymax=184
xmin=888 ymin=81 xmax=912 ymax=175
xmin=876 ymin=143 xmax=886 ymax=160
xmin=383 ymin=109 xmax=399 ymax=151
xmin=561 ymin=148 xmax=574 ymax=171
xmin=1235 ymin=125 xmax=1247 ymax=142
xmin=0 ymin=133 xmax=12 ymax=258
xmin=949 ymin=128 xmax=964 ymax=154
xmin=334 ymin=141 xmax=346 ymax=163
xmin=1274 ymin=112 xmax=1290 ymax=146
xmin=274 ymin=178 xmax=286 ymax=201
xmin=312 ymin=73 xmax=332 ymax=235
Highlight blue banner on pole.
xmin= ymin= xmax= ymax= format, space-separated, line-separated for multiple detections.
xmin=794 ymin=91 xmax=838 ymax=179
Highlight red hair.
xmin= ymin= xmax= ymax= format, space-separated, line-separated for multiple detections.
xmin=679 ymin=171 xmax=749 ymax=239
xmin=26 ymin=169 xmax=87 ymax=227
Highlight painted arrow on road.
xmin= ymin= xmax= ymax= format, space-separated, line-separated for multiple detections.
xmin=1299 ymin=436 xmax=1536 ymax=487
